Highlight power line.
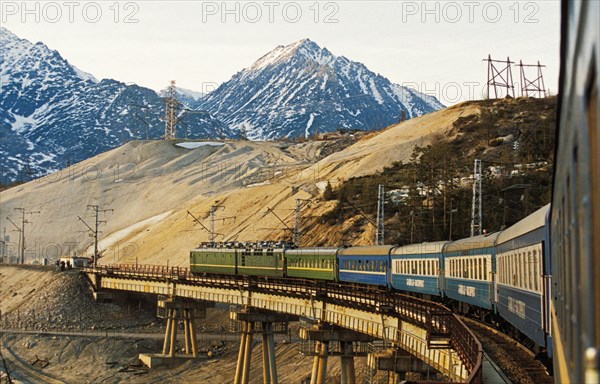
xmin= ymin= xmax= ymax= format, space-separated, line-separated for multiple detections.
xmin=293 ymin=199 xmax=311 ymax=246
xmin=187 ymin=206 xmax=235 ymax=243
xmin=375 ymin=184 xmax=385 ymax=245
xmin=9 ymin=208 xmax=40 ymax=264
xmin=79 ymin=205 xmax=113 ymax=267
xmin=471 ymin=159 xmax=483 ymax=237
xmin=163 ymin=80 xmax=180 ymax=140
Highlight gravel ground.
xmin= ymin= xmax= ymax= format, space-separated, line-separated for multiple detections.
xmin=462 ymin=318 xmax=553 ymax=384
xmin=1 ymin=270 xmax=159 ymax=333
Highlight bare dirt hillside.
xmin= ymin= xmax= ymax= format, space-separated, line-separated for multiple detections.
xmin=0 ymin=266 xmax=378 ymax=384
xmin=0 ymin=101 xmax=480 ymax=266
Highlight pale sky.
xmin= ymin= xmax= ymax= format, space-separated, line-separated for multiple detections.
xmin=2 ymin=0 xmax=561 ymax=105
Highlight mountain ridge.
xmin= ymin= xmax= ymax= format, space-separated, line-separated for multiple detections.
xmin=1 ymin=29 xmax=444 ymax=182
xmin=198 ymin=38 xmax=444 ymax=140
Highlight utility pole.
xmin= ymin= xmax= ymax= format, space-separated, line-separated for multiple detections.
xmin=410 ymin=211 xmax=415 ymax=244
xmin=471 ymin=159 xmax=483 ymax=237
xmin=10 ymin=208 xmax=40 ymax=264
xmin=266 ymin=207 xmax=294 ymax=242
xmin=163 ymin=80 xmax=179 ymax=140
xmin=0 ymin=227 xmax=5 ymax=262
xmin=483 ymin=55 xmax=515 ymax=98
xmin=209 ymin=205 xmax=236 ymax=243
xmin=79 ymin=205 xmax=113 ymax=267
xmin=516 ymin=60 xmax=547 ymax=98
xmin=188 ymin=206 xmax=235 ymax=243
xmin=375 ymin=185 xmax=385 ymax=245
xmin=5 ymin=218 xmax=20 ymax=264
xmin=293 ymin=199 xmax=311 ymax=246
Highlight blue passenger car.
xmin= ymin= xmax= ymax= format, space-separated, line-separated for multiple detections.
xmin=443 ymin=233 xmax=499 ymax=310
xmin=338 ymin=245 xmax=392 ymax=287
xmin=495 ymin=205 xmax=550 ymax=347
xmin=390 ymin=241 xmax=447 ymax=297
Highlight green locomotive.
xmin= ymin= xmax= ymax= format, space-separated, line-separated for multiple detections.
xmin=189 ymin=242 xmax=290 ymax=277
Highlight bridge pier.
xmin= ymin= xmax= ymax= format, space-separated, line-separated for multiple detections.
xmin=140 ymin=296 xmax=208 ymax=368
xmin=159 ymin=297 xmax=205 ymax=357
xmin=231 ymin=307 xmax=297 ymax=384
xmin=300 ymin=323 xmax=374 ymax=384
xmin=368 ymin=347 xmax=437 ymax=383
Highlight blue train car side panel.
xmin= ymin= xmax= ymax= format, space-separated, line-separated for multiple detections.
xmin=444 ymin=278 xmax=493 ymax=309
xmin=339 ymin=270 xmax=387 ymax=286
xmin=497 ymin=285 xmax=545 ymax=346
xmin=338 ymin=245 xmax=392 ymax=287
xmin=391 ymin=275 xmax=440 ymax=296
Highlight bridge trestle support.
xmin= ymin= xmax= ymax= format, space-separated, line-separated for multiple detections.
xmin=368 ymin=347 xmax=438 ymax=384
xmin=158 ymin=296 xmax=207 ymax=358
xmin=231 ymin=307 xmax=297 ymax=384
xmin=300 ymin=323 xmax=375 ymax=384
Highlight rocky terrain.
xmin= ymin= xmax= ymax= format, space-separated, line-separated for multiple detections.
xmin=0 ymin=266 xmax=158 ymax=332
xmin=0 ymin=265 xmax=376 ymax=383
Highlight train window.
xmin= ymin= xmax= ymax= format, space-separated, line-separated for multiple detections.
xmin=484 ymin=258 xmax=488 ymax=282
xmin=467 ymin=259 xmax=470 ymax=279
xmin=513 ymin=253 xmax=517 ymax=286
xmin=497 ymin=257 xmax=500 ymax=283
xmin=527 ymin=250 xmax=533 ymax=290
xmin=523 ymin=251 xmax=528 ymax=289
xmin=481 ymin=258 xmax=484 ymax=280
xmin=468 ymin=259 xmax=471 ymax=279
xmin=504 ymin=256 xmax=507 ymax=285
xmin=518 ymin=252 xmax=523 ymax=288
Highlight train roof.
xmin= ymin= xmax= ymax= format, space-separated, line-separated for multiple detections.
xmin=497 ymin=204 xmax=550 ymax=244
xmin=391 ymin=241 xmax=449 ymax=255
xmin=285 ymin=247 xmax=339 ymax=256
xmin=337 ymin=245 xmax=393 ymax=256
xmin=190 ymin=247 xmax=238 ymax=252
xmin=445 ymin=232 xmax=501 ymax=252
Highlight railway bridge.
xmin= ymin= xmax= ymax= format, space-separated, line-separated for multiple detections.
xmin=83 ymin=264 xmax=483 ymax=384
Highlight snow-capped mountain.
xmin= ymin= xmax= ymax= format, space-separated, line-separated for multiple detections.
xmin=0 ymin=27 xmax=229 ymax=182
xmin=198 ymin=39 xmax=444 ymax=140
xmin=1 ymin=30 xmax=444 ymax=182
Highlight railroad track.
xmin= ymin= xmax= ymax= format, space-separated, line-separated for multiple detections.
xmin=461 ymin=317 xmax=552 ymax=384
xmin=1 ymin=336 xmax=66 ymax=384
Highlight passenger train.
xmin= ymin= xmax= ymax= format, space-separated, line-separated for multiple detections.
xmin=190 ymin=204 xmax=552 ymax=358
